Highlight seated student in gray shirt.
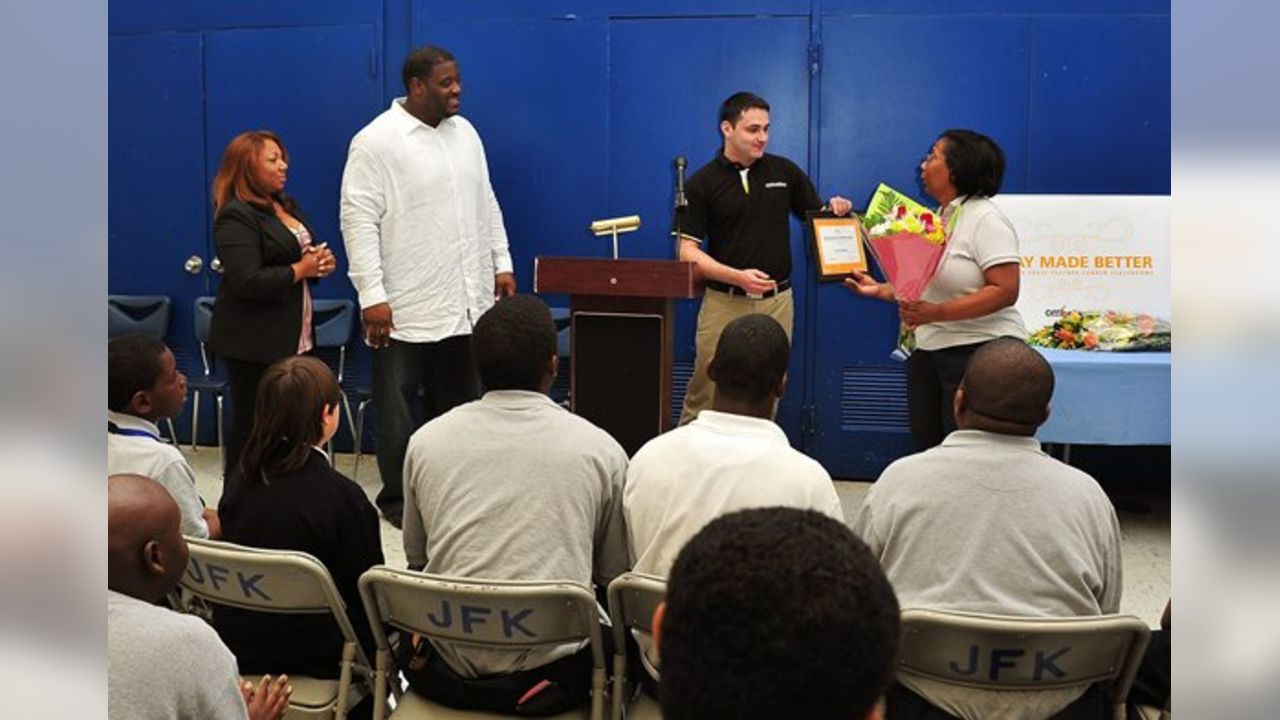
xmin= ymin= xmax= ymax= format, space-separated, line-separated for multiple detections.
xmin=400 ymin=295 xmax=629 ymax=715
xmin=108 ymin=473 xmax=290 ymax=720
xmin=853 ymin=338 xmax=1122 ymax=720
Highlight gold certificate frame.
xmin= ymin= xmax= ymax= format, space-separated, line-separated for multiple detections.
xmin=809 ymin=212 xmax=868 ymax=280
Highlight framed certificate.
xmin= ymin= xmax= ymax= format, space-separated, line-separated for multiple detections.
xmin=808 ymin=211 xmax=868 ymax=280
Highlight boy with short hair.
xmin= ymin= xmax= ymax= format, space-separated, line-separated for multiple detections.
xmin=655 ymin=507 xmax=900 ymax=720
xmin=108 ymin=334 xmax=218 ymax=539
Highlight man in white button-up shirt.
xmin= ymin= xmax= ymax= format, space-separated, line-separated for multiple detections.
xmin=341 ymin=46 xmax=516 ymax=526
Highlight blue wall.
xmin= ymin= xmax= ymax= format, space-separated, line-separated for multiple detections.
xmin=108 ymin=0 xmax=1170 ymax=475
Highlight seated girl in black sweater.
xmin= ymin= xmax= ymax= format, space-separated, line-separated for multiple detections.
xmin=215 ymin=355 xmax=383 ymax=680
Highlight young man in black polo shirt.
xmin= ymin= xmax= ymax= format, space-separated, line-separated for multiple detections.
xmin=675 ymin=91 xmax=852 ymax=424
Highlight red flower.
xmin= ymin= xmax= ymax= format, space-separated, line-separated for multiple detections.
xmin=1054 ymin=328 xmax=1077 ymax=347
xmin=895 ymin=205 xmax=907 ymax=219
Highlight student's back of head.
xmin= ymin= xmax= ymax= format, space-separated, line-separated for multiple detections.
xmin=708 ymin=313 xmax=790 ymax=413
xmin=471 ymin=294 xmax=558 ymax=393
xmin=656 ymin=507 xmax=900 ymax=720
xmin=108 ymin=334 xmax=187 ymax=421
xmin=237 ymin=355 xmax=342 ymax=481
xmin=107 ymin=473 xmax=189 ymax=603
xmin=955 ymin=336 xmax=1055 ymax=436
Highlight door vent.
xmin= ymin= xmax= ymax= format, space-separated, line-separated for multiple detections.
xmin=670 ymin=361 xmax=694 ymax=425
xmin=841 ymin=365 xmax=909 ymax=432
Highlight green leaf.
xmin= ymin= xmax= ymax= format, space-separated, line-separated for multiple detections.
xmin=870 ymin=184 xmax=903 ymax=218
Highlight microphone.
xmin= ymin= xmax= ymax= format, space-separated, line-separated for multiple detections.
xmin=674 ymin=155 xmax=688 ymax=210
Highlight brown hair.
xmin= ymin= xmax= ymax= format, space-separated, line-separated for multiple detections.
xmin=210 ymin=130 xmax=297 ymax=215
xmin=238 ymin=356 xmax=342 ymax=482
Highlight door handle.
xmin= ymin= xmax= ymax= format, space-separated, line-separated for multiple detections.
xmin=184 ymin=255 xmax=204 ymax=275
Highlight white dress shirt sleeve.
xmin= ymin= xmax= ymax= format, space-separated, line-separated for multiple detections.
xmin=340 ymin=143 xmax=390 ymax=309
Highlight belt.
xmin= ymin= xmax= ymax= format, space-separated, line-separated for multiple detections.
xmin=705 ymin=278 xmax=791 ymax=299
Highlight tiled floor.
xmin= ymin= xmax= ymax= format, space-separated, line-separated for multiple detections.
xmin=187 ymin=446 xmax=1170 ymax=624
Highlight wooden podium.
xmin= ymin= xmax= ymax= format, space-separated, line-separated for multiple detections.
xmin=534 ymin=257 xmax=699 ymax=455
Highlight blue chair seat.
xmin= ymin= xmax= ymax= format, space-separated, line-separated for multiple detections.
xmin=186 ymin=377 xmax=227 ymax=391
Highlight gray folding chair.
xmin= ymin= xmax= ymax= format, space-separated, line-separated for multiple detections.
xmin=605 ymin=573 xmax=664 ymax=720
xmin=898 ymin=609 xmax=1152 ymax=720
xmin=358 ymin=566 xmax=607 ymax=720
xmin=107 ymin=294 xmax=178 ymax=443
xmin=180 ymin=537 xmax=373 ymax=719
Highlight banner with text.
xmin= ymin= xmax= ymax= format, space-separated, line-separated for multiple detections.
xmin=992 ymin=195 xmax=1170 ymax=333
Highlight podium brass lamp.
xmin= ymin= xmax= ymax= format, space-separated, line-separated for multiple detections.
xmin=589 ymin=215 xmax=640 ymax=259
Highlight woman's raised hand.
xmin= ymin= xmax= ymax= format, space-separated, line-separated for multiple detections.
xmin=844 ymin=271 xmax=894 ymax=302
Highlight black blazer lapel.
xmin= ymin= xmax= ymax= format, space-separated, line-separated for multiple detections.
xmin=245 ymin=203 xmax=305 ymax=262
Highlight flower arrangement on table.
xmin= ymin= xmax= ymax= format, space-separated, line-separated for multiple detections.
xmin=1028 ymin=310 xmax=1172 ymax=351
xmin=858 ymin=183 xmax=950 ymax=359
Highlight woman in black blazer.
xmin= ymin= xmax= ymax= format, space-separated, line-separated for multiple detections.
xmin=209 ymin=130 xmax=337 ymax=476
xmin=215 ymin=355 xmax=383 ymax=684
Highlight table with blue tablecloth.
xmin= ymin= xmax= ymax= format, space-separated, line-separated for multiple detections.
xmin=1034 ymin=348 xmax=1170 ymax=446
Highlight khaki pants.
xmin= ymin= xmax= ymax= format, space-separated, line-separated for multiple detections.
xmin=678 ymin=288 xmax=793 ymax=425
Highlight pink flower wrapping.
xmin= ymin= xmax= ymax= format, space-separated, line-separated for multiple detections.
xmin=865 ymin=231 xmax=947 ymax=302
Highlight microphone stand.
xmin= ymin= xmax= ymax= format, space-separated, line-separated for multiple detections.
xmin=673 ymin=155 xmax=688 ymax=256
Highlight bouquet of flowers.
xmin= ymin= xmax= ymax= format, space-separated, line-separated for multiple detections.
xmin=1028 ymin=310 xmax=1172 ymax=351
xmin=858 ymin=184 xmax=949 ymax=359
xmin=860 ymin=183 xmax=948 ymax=300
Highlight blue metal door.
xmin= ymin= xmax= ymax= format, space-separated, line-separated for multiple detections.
xmin=108 ymin=32 xmax=211 ymax=439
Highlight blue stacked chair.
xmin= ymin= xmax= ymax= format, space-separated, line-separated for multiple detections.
xmin=190 ymin=297 xmax=227 ymax=463
xmin=310 ymin=298 xmax=358 ymax=459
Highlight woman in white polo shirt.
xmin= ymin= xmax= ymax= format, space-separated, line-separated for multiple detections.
xmin=847 ymin=129 xmax=1026 ymax=450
